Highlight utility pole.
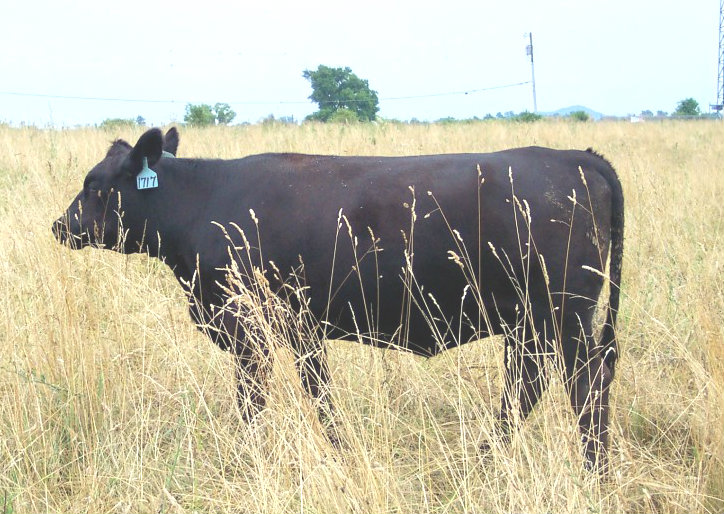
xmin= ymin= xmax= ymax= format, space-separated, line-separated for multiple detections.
xmin=713 ymin=0 xmax=724 ymax=113
xmin=526 ymin=32 xmax=538 ymax=113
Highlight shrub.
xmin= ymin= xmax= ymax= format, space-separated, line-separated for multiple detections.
xmin=326 ymin=108 xmax=360 ymax=124
xmin=99 ymin=118 xmax=137 ymax=130
xmin=568 ymin=110 xmax=590 ymax=122
xmin=512 ymin=111 xmax=543 ymax=123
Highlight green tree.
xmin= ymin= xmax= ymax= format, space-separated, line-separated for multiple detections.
xmin=214 ymin=103 xmax=236 ymax=125
xmin=673 ymin=98 xmax=700 ymax=117
xmin=184 ymin=104 xmax=216 ymax=126
xmin=303 ymin=65 xmax=379 ymax=122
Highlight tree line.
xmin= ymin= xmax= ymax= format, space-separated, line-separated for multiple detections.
xmin=101 ymin=66 xmax=716 ymax=127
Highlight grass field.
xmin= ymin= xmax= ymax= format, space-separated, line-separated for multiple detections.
xmin=0 ymin=120 xmax=722 ymax=513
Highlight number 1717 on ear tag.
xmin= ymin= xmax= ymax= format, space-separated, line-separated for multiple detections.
xmin=137 ymin=158 xmax=158 ymax=190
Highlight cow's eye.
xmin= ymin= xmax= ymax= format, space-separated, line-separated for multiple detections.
xmin=87 ymin=187 xmax=104 ymax=201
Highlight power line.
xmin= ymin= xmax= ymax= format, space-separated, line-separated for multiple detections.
xmin=0 ymin=91 xmax=182 ymax=104
xmin=0 ymin=80 xmax=531 ymax=106
xmin=382 ymin=81 xmax=531 ymax=101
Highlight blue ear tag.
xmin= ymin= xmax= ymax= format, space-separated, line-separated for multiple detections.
xmin=137 ymin=157 xmax=158 ymax=190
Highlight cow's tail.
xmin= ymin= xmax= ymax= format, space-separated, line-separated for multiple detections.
xmin=587 ymin=148 xmax=624 ymax=379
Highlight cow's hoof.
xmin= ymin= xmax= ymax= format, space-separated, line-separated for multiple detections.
xmin=478 ymin=440 xmax=499 ymax=461
xmin=583 ymin=454 xmax=610 ymax=478
xmin=325 ymin=425 xmax=343 ymax=450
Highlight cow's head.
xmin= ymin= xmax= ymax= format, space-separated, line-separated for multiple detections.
xmin=52 ymin=127 xmax=179 ymax=254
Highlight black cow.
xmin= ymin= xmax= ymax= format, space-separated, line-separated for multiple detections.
xmin=53 ymin=127 xmax=623 ymax=472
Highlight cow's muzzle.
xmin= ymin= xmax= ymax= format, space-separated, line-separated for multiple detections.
xmin=52 ymin=217 xmax=88 ymax=249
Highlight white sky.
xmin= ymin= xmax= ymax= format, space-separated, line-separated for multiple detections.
xmin=0 ymin=1 xmax=719 ymax=126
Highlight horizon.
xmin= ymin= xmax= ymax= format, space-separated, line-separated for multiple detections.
xmin=2 ymin=102 xmax=716 ymax=130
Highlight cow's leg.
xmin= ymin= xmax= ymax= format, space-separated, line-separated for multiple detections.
xmin=482 ymin=321 xmax=550 ymax=453
xmin=299 ymin=349 xmax=332 ymax=410
xmin=560 ymin=311 xmax=612 ymax=473
xmin=296 ymin=344 xmax=339 ymax=446
xmin=188 ymin=300 xmax=271 ymax=421
xmin=234 ymin=341 xmax=271 ymax=422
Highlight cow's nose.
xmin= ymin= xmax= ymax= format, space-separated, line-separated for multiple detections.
xmin=52 ymin=217 xmax=68 ymax=242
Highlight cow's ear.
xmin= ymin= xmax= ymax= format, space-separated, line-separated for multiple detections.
xmin=163 ymin=127 xmax=180 ymax=157
xmin=123 ymin=128 xmax=164 ymax=175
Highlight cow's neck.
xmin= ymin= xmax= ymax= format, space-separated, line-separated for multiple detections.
xmin=141 ymin=159 xmax=243 ymax=292
xmin=139 ymin=158 xmax=222 ymax=282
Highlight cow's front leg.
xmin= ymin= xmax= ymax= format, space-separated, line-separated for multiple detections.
xmin=235 ymin=341 xmax=271 ymax=422
xmin=297 ymin=343 xmax=339 ymax=446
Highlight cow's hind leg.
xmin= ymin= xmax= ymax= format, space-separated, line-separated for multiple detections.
xmin=560 ymin=311 xmax=612 ymax=473
xmin=482 ymin=321 xmax=550 ymax=453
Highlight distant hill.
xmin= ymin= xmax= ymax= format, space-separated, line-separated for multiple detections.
xmin=544 ymin=105 xmax=604 ymax=121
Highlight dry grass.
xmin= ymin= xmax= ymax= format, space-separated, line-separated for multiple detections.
xmin=0 ymin=120 xmax=722 ymax=513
